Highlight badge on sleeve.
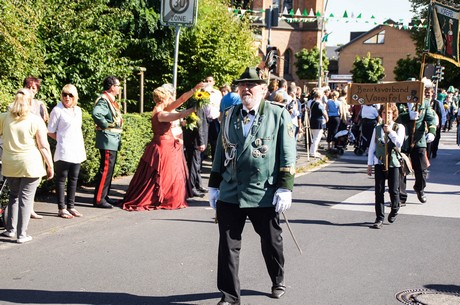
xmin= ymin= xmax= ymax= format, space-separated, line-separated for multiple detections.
xmin=287 ymin=123 xmax=295 ymax=138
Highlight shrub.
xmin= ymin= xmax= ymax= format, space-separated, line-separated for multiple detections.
xmin=38 ymin=110 xmax=152 ymax=194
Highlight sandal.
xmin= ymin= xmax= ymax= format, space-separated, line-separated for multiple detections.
xmin=68 ymin=208 xmax=82 ymax=217
xmin=58 ymin=209 xmax=74 ymax=219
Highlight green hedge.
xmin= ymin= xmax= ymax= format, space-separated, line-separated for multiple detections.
xmin=38 ymin=111 xmax=153 ymax=193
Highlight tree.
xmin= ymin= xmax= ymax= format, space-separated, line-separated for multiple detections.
xmin=294 ymin=47 xmax=329 ymax=81
xmin=37 ymin=0 xmax=135 ymax=110
xmin=178 ymin=0 xmax=259 ymax=91
xmin=394 ymin=55 xmax=422 ymax=81
xmin=350 ymin=53 xmax=385 ymax=83
xmin=0 ymin=0 xmax=45 ymax=110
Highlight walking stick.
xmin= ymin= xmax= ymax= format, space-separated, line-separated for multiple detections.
xmin=282 ymin=212 xmax=303 ymax=255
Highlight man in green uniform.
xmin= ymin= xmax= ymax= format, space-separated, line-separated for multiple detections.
xmin=92 ymin=76 xmax=123 ymax=208
xmin=208 ymin=67 xmax=296 ymax=305
xmin=397 ymin=82 xmax=438 ymax=204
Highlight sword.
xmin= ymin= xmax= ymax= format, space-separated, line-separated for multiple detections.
xmin=282 ymin=211 xmax=303 ymax=255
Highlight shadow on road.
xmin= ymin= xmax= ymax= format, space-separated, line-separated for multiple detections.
xmin=0 ymin=288 xmax=266 ymax=305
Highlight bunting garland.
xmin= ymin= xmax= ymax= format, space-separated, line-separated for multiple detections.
xmin=227 ymin=7 xmax=427 ymax=30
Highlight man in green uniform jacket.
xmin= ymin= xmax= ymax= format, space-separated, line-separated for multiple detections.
xmin=92 ymin=76 xmax=123 ymax=208
xmin=397 ymin=83 xmax=438 ymax=204
xmin=208 ymin=67 xmax=296 ymax=305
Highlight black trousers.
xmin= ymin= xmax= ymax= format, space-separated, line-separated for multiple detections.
xmin=427 ymin=127 xmax=441 ymax=159
xmin=93 ymin=149 xmax=117 ymax=205
xmin=184 ymin=145 xmax=203 ymax=191
xmin=216 ymin=201 xmax=284 ymax=303
xmin=399 ymin=147 xmax=428 ymax=202
xmin=374 ymin=165 xmax=400 ymax=221
xmin=55 ymin=160 xmax=81 ymax=210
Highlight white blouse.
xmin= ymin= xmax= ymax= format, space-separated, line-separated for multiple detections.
xmin=48 ymin=102 xmax=86 ymax=163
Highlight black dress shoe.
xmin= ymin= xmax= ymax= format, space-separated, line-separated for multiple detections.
xmin=191 ymin=190 xmax=205 ymax=198
xmin=197 ymin=187 xmax=208 ymax=193
xmin=416 ymin=190 xmax=427 ymax=203
xmin=372 ymin=220 xmax=383 ymax=229
xmin=388 ymin=211 xmax=398 ymax=223
xmin=93 ymin=201 xmax=113 ymax=209
xmin=105 ymin=197 xmax=121 ymax=205
xmin=400 ymin=200 xmax=406 ymax=207
xmin=217 ymin=301 xmax=240 ymax=305
xmin=271 ymin=286 xmax=286 ymax=299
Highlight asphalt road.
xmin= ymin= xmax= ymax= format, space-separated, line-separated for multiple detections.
xmin=0 ymin=130 xmax=459 ymax=305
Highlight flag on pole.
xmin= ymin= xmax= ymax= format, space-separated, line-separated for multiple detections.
xmin=427 ymin=1 xmax=460 ymax=66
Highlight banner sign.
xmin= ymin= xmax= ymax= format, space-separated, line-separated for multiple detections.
xmin=346 ymin=81 xmax=424 ymax=105
xmin=427 ymin=1 xmax=460 ymax=67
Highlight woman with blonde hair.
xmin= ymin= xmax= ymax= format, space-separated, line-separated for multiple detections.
xmin=0 ymin=88 xmax=54 ymax=243
xmin=123 ymin=82 xmax=204 ymax=211
xmin=48 ymin=84 xmax=86 ymax=219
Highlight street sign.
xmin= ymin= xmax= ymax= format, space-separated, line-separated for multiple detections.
xmin=161 ymin=0 xmax=198 ymax=27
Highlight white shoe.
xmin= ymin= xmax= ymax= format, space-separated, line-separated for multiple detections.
xmin=31 ymin=211 xmax=43 ymax=219
xmin=1 ymin=230 xmax=15 ymax=238
xmin=17 ymin=235 xmax=32 ymax=244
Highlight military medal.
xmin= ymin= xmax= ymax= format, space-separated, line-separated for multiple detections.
xmin=243 ymin=116 xmax=250 ymax=124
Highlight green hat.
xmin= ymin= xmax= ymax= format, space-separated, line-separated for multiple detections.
xmin=234 ymin=67 xmax=268 ymax=84
xmin=447 ymin=86 xmax=455 ymax=93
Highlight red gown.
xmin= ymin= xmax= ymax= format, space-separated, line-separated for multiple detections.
xmin=122 ymin=113 xmax=191 ymax=211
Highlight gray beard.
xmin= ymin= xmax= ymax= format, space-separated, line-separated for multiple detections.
xmin=241 ymin=94 xmax=259 ymax=109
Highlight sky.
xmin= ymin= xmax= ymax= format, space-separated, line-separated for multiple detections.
xmin=324 ymin=0 xmax=416 ymax=46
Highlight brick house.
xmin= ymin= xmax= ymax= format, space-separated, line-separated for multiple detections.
xmin=236 ymin=0 xmax=324 ymax=84
xmin=335 ymin=21 xmax=417 ymax=82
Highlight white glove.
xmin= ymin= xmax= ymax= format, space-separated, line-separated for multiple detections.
xmin=272 ymin=188 xmax=292 ymax=213
xmin=209 ymin=187 xmax=219 ymax=209
xmin=426 ymin=133 xmax=435 ymax=143
xmin=409 ymin=110 xmax=419 ymax=120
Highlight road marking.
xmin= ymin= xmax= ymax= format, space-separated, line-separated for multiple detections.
xmin=332 ymin=182 xmax=460 ymax=218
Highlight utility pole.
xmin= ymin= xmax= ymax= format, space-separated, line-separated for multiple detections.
xmin=318 ymin=0 xmax=329 ymax=87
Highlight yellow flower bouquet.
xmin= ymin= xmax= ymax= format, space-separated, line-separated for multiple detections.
xmin=184 ymin=89 xmax=211 ymax=130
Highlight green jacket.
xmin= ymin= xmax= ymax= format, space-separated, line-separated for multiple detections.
xmin=92 ymin=94 xmax=123 ymax=151
xmin=208 ymin=100 xmax=296 ymax=208
xmin=396 ymin=98 xmax=437 ymax=151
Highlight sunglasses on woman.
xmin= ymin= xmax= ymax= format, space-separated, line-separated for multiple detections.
xmin=62 ymin=92 xmax=74 ymax=98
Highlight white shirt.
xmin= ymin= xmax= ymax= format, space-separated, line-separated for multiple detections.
xmin=48 ymin=102 xmax=87 ymax=163
xmin=242 ymin=101 xmax=260 ymax=137
xmin=361 ymin=105 xmax=379 ymax=119
xmin=204 ymin=88 xmax=222 ymax=120
xmin=367 ymin=122 xmax=405 ymax=165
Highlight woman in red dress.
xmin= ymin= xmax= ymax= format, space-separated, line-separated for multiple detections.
xmin=122 ymin=83 xmax=204 ymax=211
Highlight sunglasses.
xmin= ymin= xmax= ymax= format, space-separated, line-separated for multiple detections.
xmin=62 ymin=92 xmax=74 ymax=98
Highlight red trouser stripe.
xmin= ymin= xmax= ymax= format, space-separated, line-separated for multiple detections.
xmin=95 ymin=150 xmax=111 ymax=203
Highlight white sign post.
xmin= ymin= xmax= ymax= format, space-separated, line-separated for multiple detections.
xmin=161 ymin=0 xmax=198 ymax=90
xmin=161 ymin=0 xmax=198 ymax=27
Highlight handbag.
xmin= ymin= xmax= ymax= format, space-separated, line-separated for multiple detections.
xmin=395 ymin=149 xmax=413 ymax=176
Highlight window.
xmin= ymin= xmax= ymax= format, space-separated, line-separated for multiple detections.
xmin=363 ymin=30 xmax=385 ymax=44
xmin=284 ymin=49 xmax=291 ymax=75
xmin=282 ymin=0 xmax=292 ymax=12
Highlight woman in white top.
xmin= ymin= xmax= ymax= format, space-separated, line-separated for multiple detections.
xmin=48 ymin=84 xmax=86 ymax=219
xmin=0 ymin=88 xmax=54 ymax=243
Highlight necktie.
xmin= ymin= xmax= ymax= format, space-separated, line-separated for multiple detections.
xmin=242 ymin=109 xmax=255 ymax=117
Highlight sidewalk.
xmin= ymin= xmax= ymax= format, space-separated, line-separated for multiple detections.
xmin=15 ymin=136 xmax=329 ymax=238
